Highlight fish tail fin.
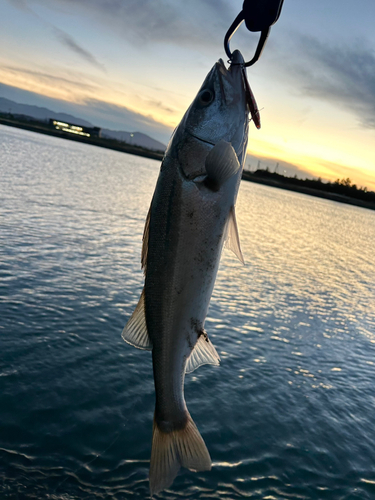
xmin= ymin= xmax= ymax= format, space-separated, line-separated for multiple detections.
xmin=149 ymin=414 xmax=211 ymax=495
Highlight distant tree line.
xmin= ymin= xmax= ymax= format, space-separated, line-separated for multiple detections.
xmin=251 ymin=169 xmax=375 ymax=204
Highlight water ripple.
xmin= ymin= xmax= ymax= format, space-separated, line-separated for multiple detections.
xmin=1 ymin=125 xmax=375 ymax=499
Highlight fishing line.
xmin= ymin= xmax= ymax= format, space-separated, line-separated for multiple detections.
xmin=53 ymin=398 xmax=137 ymax=496
xmin=249 ymin=107 xmax=264 ymax=124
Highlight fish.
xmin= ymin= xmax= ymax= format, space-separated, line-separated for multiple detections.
xmin=122 ymin=49 xmax=250 ymax=495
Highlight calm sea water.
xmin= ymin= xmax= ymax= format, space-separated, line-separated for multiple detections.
xmin=1 ymin=124 xmax=375 ymax=500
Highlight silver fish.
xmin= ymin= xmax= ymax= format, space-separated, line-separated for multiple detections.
xmin=122 ymin=49 xmax=249 ymax=495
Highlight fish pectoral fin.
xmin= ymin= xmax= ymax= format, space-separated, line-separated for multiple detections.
xmin=204 ymin=140 xmax=240 ymax=190
xmin=121 ymin=289 xmax=152 ymax=350
xmin=185 ymin=332 xmax=220 ymax=374
xmin=225 ymin=205 xmax=245 ymax=265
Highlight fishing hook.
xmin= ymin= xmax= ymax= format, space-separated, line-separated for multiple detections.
xmin=224 ymin=0 xmax=284 ymax=67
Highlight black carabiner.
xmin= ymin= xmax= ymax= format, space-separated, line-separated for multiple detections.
xmin=224 ymin=0 xmax=284 ymax=67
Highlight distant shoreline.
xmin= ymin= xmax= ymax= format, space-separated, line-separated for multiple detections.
xmin=2 ymin=117 xmax=374 ymax=212
xmin=242 ymin=172 xmax=375 ymax=211
xmin=0 ymin=117 xmax=164 ymax=161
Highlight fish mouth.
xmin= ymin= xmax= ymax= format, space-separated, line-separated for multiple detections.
xmin=216 ymin=52 xmax=246 ymax=105
xmin=229 ymin=50 xmax=245 ymax=67
xmin=216 ymin=50 xmax=245 ymax=76
xmin=217 ymin=58 xmax=228 ymax=76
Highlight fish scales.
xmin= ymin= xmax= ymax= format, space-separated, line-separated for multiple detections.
xmin=122 ymin=49 xmax=250 ymax=495
xmin=148 ymin=157 xmax=227 ymax=422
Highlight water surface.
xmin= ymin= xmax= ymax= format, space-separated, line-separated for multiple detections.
xmin=1 ymin=124 xmax=375 ymax=499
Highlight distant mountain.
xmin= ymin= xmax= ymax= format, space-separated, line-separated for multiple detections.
xmin=0 ymin=97 xmax=92 ymax=127
xmin=0 ymin=97 xmax=167 ymax=151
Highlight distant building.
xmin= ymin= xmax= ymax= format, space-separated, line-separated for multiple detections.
xmin=49 ymin=119 xmax=101 ymax=138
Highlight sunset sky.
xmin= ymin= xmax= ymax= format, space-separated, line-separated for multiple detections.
xmin=1 ymin=0 xmax=375 ymax=189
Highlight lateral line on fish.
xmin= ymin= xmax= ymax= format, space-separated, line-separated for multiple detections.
xmin=121 ymin=50 xmax=249 ymax=495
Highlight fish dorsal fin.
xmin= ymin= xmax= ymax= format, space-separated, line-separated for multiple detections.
xmin=121 ymin=289 xmax=152 ymax=350
xmin=205 ymin=140 xmax=240 ymax=189
xmin=141 ymin=206 xmax=151 ymax=275
xmin=185 ymin=332 xmax=220 ymax=373
xmin=225 ymin=206 xmax=245 ymax=264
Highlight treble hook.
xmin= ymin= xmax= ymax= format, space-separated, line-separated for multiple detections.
xmin=224 ymin=0 xmax=285 ymax=67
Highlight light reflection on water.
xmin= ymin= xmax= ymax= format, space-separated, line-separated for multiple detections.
xmin=1 ymin=124 xmax=375 ymax=499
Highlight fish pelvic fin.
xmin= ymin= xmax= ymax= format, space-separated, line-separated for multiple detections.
xmin=225 ymin=205 xmax=245 ymax=265
xmin=186 ymin=332 xmax=220 ymax=374
xmin=204 ymin=140 xmax=240 ymax=190
xmin=121 ymin=289 xmax=152 ymax=350
xmin=149 ymin=414 xmax=211 ymax=495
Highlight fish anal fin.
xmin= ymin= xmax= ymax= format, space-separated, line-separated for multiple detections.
xmin=141 ymin=205 xmax=151 ymax=274
xmin=225 ymin=206 xmax=245 ymax=265
xmin=185 ymin=332 xmax=220 ymax=374
xmin=149 ymin=414 xmax=211 ymax=495
xmin=121 ymin=289 xmax=152 ymax=350
xmin=204 ymin=140 xmax=240 ymax=189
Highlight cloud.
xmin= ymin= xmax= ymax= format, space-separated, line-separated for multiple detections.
xmin=14 ymin=0 xmax=236 ymax=51
xmin=287 ymin=35 xmax=375 ymax=130
xmin=245 ymin=150 xmax=375 ymax=189
xmin=6 ymin=0 xmax=106 ymax=73
xmin=142 ymin=98 xmax=175 ymax=115
xmin=53 ymin=28 xmax=106 ymax=73
xmin=6 ymin=0 xmax=30 ymax=10
xmin=312 ymin=158 xmax=375 ymax=189
xmin=0 ymin=81 xmax=173 ymax=142
xmin=81 ymin=98 xmax=173 ymax=141
xmin=1 ymin=64 xmax=100 ymax=95
xmin=245 ymin=152 xmax=315 ymax=180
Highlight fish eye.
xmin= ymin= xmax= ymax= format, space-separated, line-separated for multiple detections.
xmin=198 ymin=89 xmax=214 ymax=105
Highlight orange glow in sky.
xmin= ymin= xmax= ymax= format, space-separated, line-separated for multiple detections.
xmin=0 ymin=1 xmax=374 ymax=190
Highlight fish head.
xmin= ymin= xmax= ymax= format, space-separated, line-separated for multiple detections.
xmin=172 ymin=50 xmax=249 ymax=180
xmin=186 ymin=50 xmax=248 ymax=149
